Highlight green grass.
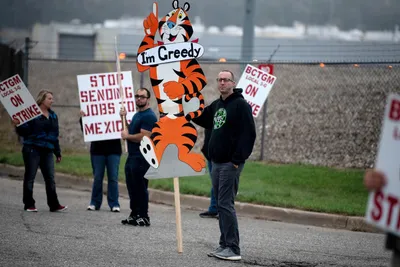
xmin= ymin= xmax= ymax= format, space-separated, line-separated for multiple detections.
xmin=0 ymin=148 xmax=368 ymax=216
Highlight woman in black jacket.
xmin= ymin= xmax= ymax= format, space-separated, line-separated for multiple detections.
xmin=13 ymin=90 xmax=67 ymax=212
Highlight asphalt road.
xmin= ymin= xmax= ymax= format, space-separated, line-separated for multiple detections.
xmin=0 ymin=176 xmax=392 ymax=267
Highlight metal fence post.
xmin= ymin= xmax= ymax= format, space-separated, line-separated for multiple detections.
xmin=240 ymin=0 xmax=255 ymax=73
xmin=259 ymin=99 xmax=268 ymax=161
xmin=258 ymin=47 xmax=279 ymax=161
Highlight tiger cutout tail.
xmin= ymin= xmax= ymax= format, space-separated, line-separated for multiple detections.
xmin=184 ymin=91 xmax=205 ymax=121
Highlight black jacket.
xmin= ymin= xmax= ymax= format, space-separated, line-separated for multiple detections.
xmin=79 ymin=118 xmax=122 ymax=155
xmin=193 ymin=89 xmax=256 ymax=165
xmin=16 ymin=109 xmax=61 ymax=157
xmin=201 ymin=128 xmax=212 ymax=160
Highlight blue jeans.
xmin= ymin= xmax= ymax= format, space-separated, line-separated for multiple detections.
xmin=211 ymin=161 xmax=244 ymax=255
xmin=90 ymin=154 xmax=121 ymax=209
xmin=125 ymin=155 xmax=150 ymax=217
xmin=22 ymin=145 xmax=60 ymax=210
xmin=208 ymin=160 xmax=217 ymax=213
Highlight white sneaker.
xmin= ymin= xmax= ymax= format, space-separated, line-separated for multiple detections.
xmin=111 ymin=207 xmax=120 ymax=212
xmin=87 ymin=205 xmax=96 ymax=211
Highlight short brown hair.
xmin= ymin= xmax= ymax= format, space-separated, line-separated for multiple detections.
xmin=36 ymin=90 xmax=53 ymax=105
xmin=137 ymin=88 xmax=151 ymax=98
xmin=220 ymin=70 xmax=235 ymax=81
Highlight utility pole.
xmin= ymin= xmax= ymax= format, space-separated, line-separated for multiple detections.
xmin=241 ymin=0 xmax=255 ymax=62
xmin=329 ymin=0 xmax=334 ymax=25
xmin=23 ymin=37 xmax=30 ymax=87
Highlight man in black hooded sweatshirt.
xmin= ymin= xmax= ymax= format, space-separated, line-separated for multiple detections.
xmin=193 ymin=70 xmax=256 ymax=261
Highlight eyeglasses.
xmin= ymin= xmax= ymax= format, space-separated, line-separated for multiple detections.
xmin=216 ymin=78 xmax=233 ymax=83
xmin=135 ymin=95 xmax=149 ymax=99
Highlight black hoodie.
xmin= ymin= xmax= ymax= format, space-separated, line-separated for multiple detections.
xmin=193 ymin=88 xmax=256 ymax=165
xmin=201 ymin=128 xmax=212 ymax=160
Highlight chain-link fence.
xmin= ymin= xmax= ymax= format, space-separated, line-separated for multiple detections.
xmin=0 ymin=59 xmax=399 ymax=168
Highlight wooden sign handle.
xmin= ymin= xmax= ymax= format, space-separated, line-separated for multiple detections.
xmin=174 ymin=177 xmax=183 ymax=253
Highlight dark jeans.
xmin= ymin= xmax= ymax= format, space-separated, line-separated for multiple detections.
xmin=125 ymin=155 xmax=150 ymax=217
xmin=211 ymin=161 xmax=244 ymax=255
xmin=22 ymin=146 xmax=60 ymax=210
xmin=386 ymin=234 xmax=400 ymax=267
xmin=207 ymin=160 xmax=217 ymax=213
xmin=90 ymin=154 xmax=120 ymax=209
xmin=392 ymin=250 xmax=400 ymax=267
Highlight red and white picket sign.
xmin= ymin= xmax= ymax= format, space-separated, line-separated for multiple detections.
xmin=236 ymin=64 xmax=277 ymax=117
xmin=365 ymin=93 xmax=400 ymax=237
xmin=0 ymin=74 xmax=42 ymax=126
xmin=77 ymin=71 xmax=136 ymax=142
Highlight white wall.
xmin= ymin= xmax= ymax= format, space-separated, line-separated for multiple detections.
xmin=32 ymin=22 xmax=105 ymax=59
xmin=31 ymin=23 xmax=58 ymax=58
xmin=95 ymin=28 xmax=120 ymax=60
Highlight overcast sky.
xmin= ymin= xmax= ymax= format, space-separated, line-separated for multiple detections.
xmin=1 ymin=0 xmax=399 ymax=31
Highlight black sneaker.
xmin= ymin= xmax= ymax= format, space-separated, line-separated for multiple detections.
xmin=199 ymin=211 xmax=218 ymax=218
xmin=121 ymin=214 xmax=138 ymax=225
xmin=135 ymin=216 xmax=151 ymax=227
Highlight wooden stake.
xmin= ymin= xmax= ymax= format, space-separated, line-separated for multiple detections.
xmin=115 ymin=36 xmax=128 ymax=153
xmin=173 ymin=177 xmax=183 ymax=253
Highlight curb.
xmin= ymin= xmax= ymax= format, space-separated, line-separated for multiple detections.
xmin=0 ymin=163 xmax=381 ymax=234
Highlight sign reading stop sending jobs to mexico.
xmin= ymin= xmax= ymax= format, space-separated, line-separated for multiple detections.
xmin=0 ymin=74 xmax=42 ymax=126
xmin=366 ymin=93 xmax=400 ymax=237
xmin=236 ymin=64 xmax=277 ymax=117
xmin=77 ymin=71 xmax=136 ymax=142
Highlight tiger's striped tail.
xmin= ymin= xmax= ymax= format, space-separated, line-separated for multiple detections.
xmin=184 ymin=92 xmax=205 ymax=121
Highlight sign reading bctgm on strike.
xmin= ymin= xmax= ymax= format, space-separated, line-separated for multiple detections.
xmin=236 ymin=64 xmax=277 ymax=117
xmin=77 ymin=71 xmax=136 ymax=142
xmin=365 ymin=93 xmax=400 ymax=237
xmin=0 ymin=74 xmax=42 ymax=126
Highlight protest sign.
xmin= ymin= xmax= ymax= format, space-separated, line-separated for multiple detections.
xmin=236 ymin=64 xmax=277 ymax=117
xmin=77 ymin=71 xmax=135 ymax=142
xmin=0 ymin=74 xmax=42 ymax=126
xmin=365 ymin=93 xmax=400 ymax=237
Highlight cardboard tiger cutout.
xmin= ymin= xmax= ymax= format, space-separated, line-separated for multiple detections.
xmin=137 ymin=1 xmax=207 ymax=174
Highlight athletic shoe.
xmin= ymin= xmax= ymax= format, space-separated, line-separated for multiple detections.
xmin=135 ymin=216 xmax=150 ymax=227
xmin=111 ymin=207 xmax=120 ymax=212
xmin=50 ymin=205 xmax=68 ymax=212
xmin=87 ymin=205 xmax=96 ymax=211
xmin=25 ymin=206 xmax=38 ymax=212
xmin=207 ymin=246 xmax=225 ymax=257
xmin=214 ymin=247 xmax=241 ymax=261
xmin=199 ymin=211 xmax=218 ymax=219
xmin=121 ymin=214 xmax=137 ymax=225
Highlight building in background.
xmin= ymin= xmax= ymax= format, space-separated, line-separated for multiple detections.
xmin=4 ymin=17 xmax=399 ymax=62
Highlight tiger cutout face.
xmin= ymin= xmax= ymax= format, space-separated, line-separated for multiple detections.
xmin=159 ymin=0 xmax=193 ymax=44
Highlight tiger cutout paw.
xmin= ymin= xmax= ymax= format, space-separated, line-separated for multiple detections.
xmin=179 ymin=152 xmax=206 ymax=172
xmin=163 ymin=81 xmax=184 ymax=99
xmin=140 ymin=136 xmax=160 ymax=168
